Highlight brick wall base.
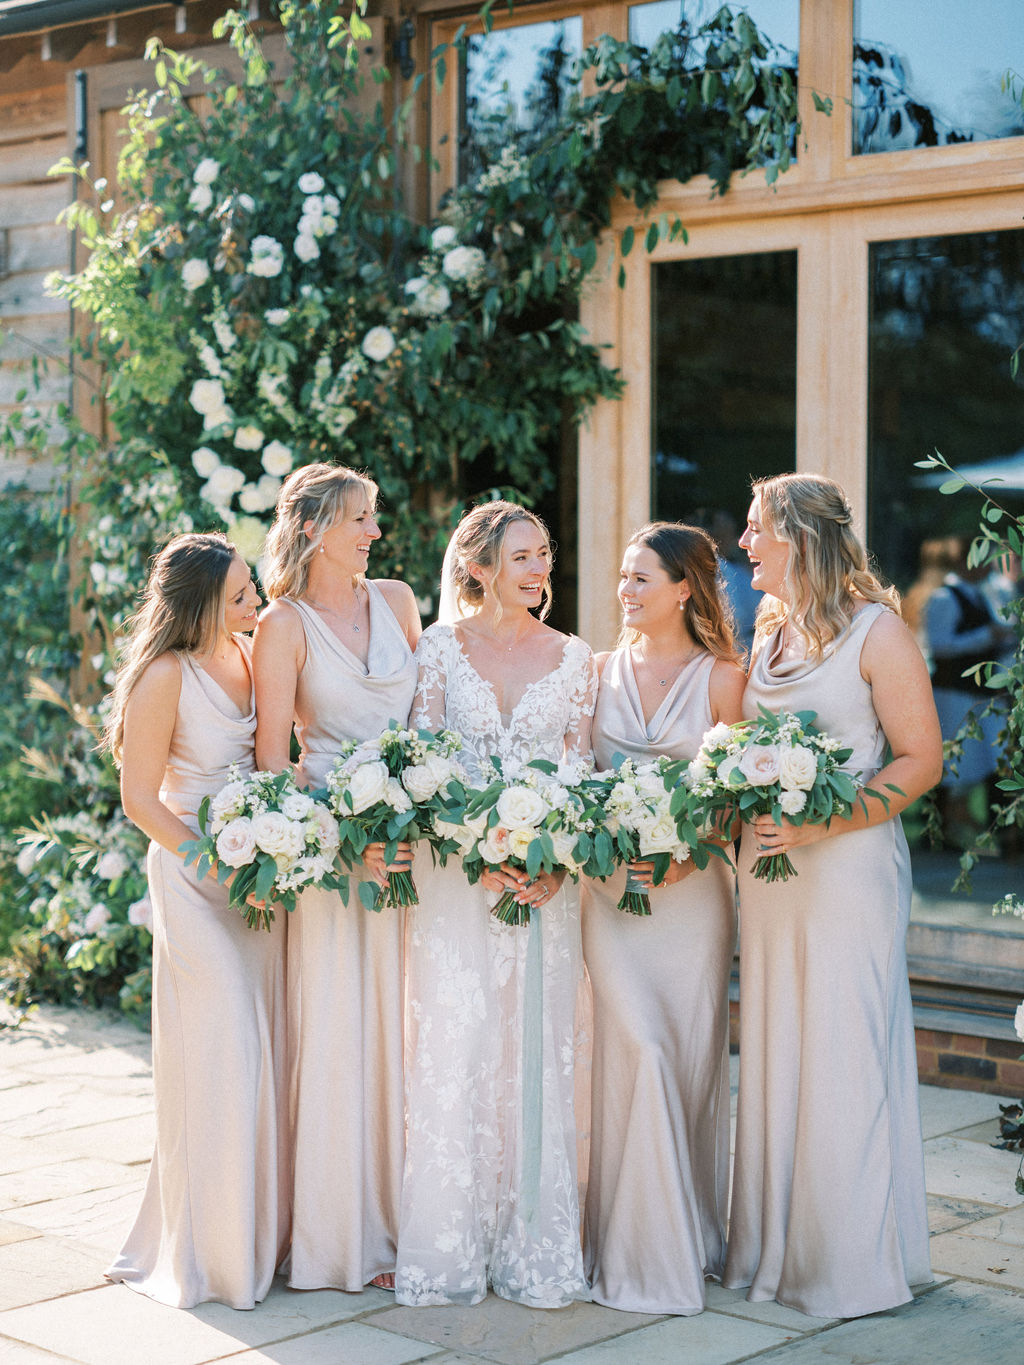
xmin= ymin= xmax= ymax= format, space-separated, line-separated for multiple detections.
xmin=727 ymin=1000 xmax=1024 ymax=1098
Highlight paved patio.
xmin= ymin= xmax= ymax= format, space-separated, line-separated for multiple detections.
xmin=0 ymin=1005 xmax=1022 ymax=1364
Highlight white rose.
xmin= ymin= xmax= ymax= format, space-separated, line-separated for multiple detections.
xmin=280 ymin=791 xmax=315 ymax=820
xmin=261 ymin=440 xmax=293 ymax=475
xmin=187 ymin=183 xmax=213 ymax=214
xmin=202 ymin=406 xmax=232 ymax=432
xmin=191 ymin=446 xmax=220 ymax=478
xmin=239 ymin=484 xmax=265 ymax=513
xmin=127 ymin=896 xmax=153 ymax=931
xmin=737 ymin=744 xmax=782 ymax=787
xmin=96 ymin=850 xmax=128 ymax=880
xmin=210 ymin=779 xmax=248 ymax=821
xmin=189 ymin=377 xmax=227 ymax=415
xmin=264 ymin=308 xmax=289 ymax=325
xmin=402 ymin=763 xmax=442 ymax=803
xmin=779 ymin=743 xmax=818 ymax=792
xmin=550 ymin=829 xmax=581 ymax=869
xmin=204 ymin=464 xmax=246 ymax=499
xmin=248 ymin=235 xmax=285 ymax=277
xmin=233 ymin=424 xmax=264 ymax=452
xmin=361 ymin=325 xmax=396 ymax=362
xmin=193 ymin=157 xmax=220 ymax=185
xmin=308 ymin=804 xmax=340 ymax=853
xmin=182 ymin=257 xmax=210 ymax=291
xmin=637 ymin=813 xmax=683 ymax=857
xmin=636 ymin=768 xmax=667 ymax=800
xmin=779 ymin=789 xmax=808 ymax=815
xmin=343 ymin=760 xmax=390 ymax=814
xmin=702 ymin=722 xmax=735 ymax=749
xmin=507 ymin=827 xmax=535 ymax=861
xmin=294 ymin=233 xmax=320 ymax=263
xmin=495 ymin=785 xmax=549 ymax=829
xmin=251 ymin=811 xmax=305 ymax=861
xmin=84 ymin=903 xmax=111 ymax=935
xmin=298 ymin=170 xmax=325 ymax=194
xmin=478 ymin=827 xmax=510 ymax=865
xmin=442 ymin=244 xmax=486 ymax=285
xmin=215 ymin=817 xmax=257 ymax=867
xmin=464 ymin=811 xmax=489 ymax=840
xmin=385 ymin=778 xmax=413 ymax=813
xmin=431 ymin=224 xmax=457 ymax=250
xmin=407 ymin=278 xmax=451 ymax=317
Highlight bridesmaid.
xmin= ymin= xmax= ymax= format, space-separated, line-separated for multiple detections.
xmin=105 ymin=532 xmax=288 ymax=1309
xmin=253 ymin=462 xmax=420 ymax=1292
xmin=723 ymin=473 xmax=942 ymax=1318
xmin=583 ymin=522 xmax=745 ymax=1315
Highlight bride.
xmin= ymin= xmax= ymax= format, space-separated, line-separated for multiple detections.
xmin=395 ymin=500 xmax=597 ymax=1308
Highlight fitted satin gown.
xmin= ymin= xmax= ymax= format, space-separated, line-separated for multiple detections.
xmin=723 ymin=604 xmax=931 ymax=1318
xmin=285 ymin=584 xmax=417 ymax=1290
xmin=395 ymin=624 xmax=597 ymax=1308
xmin=582 ymin=648 xmax=736 ymax=1314
xmin=108 ymin=639 xmax=289 ymax=1310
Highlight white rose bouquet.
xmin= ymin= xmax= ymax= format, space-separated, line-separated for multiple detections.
xmin=592 ymin=755 xmax=711 ymax=915
xmin=180 ymin=765 xmax=344 ymax=929
xmin=685 ymin=707 xmax=876 ymax=882
xmin=452 ymin=757 xmax=610 ymax=926
xmin=321 ymin=723 xmax=465 ymax=911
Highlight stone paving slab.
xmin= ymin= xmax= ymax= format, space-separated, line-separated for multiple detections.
xmin=959 ymin=1203 xmax=1024 ymax=1247
xmin=703 ymin=1281 xmax=839 ymax=1331
xmin=0 ymin=1157 xmax=134 ymax=1209
xmin=929 ymin=1227 xmax=1024 ymax=1291
xmin=27 ymin=1111 xmax=156 ymax=1166
xmin=917 ymin=1084 xmax=1010 ymax=1140
xmin=554 ymin=1311 xmax=798 ymax=1363
xmin=926 ymin=1191 xmax=1005 ymax=1235
xmin=5 ymin=1180 xmax=144 ymax=1259
xmin=750 ymin=1280 xmax=1024 ymax=1364
xmin=923 ymin=1135 xmax=1024 ymax=1207
xmin=225 ymin=1320 xmax=445 ymax=1364
xmin=0 ymin=1235 xmax=113 ymax=1312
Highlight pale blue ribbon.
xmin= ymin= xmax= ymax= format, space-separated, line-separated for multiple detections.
xmin=520 ymin=903 xmax=544 ymax=1230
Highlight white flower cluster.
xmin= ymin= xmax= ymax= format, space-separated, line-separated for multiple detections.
xmin=475 ymin=146 xmax=529 ymax=192
xmin=188 ymin=156 xmax=220 ymax=214
xmin=207 ymin=766 xmax=341 ymax=895
xmin=327 ymin=726 xmax=464 ymax=823
xmin=600 ymin=756 xmax=691 ymax=862
xmin=687 ymin=718 xmax=824 ymax=817
xmin=453 ymin=763 xmax=593 ymax=875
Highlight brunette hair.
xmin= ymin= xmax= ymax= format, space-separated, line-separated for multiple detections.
xmin=103 ymin=533 xmax=236 ymax=764
xmin=618 ymin=521 xmax=741 ymax=662
xmin=449 ymin=500 xmax=553 ymax=622
xmin=262 ymin=462 xmax=378 ymax=601
xmin=751 ymin=472 xmax=900 ymax=658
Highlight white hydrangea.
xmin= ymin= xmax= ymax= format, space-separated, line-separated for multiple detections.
xmin=264 ymin=308 xmax=290 ymax=326
xmin=233 ymin=425 xmax=264 ymax=451
xmin=193 ymin=157 xmax=220 ymax=185
xmin=362 ymin=326 xmax=396 ymax=362
xmin=188 ymin=183 xmax=213 ymax=214
xmin=191 ymin=445 xmax=221 ymax=477
xmin=431 ymin=224 xmax=457 ymax=250
xmin=182 ymin=258 xmax=211 ymax=292
xmin=298 ymin=171 xmax=325 ymax=194
xmin=261 ymin=440 xmax=293 ymax=475
xmin=442 ymin=245 xmax=487 ymax=286
xmin=248 ymin=235 xmax=285 ymax=278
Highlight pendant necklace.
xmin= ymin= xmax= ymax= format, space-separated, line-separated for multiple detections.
xmin=306 ymin=587 xmax=365 ymax=632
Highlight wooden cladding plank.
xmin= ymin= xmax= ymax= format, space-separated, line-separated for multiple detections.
xmin=0 ymin=85 xmax=66 ymax=145
xmin=0 ymin=313 xmax=70 ymax=362
xmin=0 ymin=132 xmax=67 ymax=187
xmin=0 ymin=177 xmax=69 ymax=229
xmin=0 ymin=360 xmax=70 ymax=406
xmin=0 ymin=269 xmax=69 ymax=317
xmin=6 ymin=222 xmax=69 ymax=275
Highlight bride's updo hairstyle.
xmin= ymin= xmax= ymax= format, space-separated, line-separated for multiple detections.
xmin=752 ymin=472 xmax=900 ymax=659
xmin=619 ymin=521 xmax=741 ymax=663
xmin=262 ymin=462 xmax=378 ymax=602
xmin=103 ymin=532 xmax=236 ymax=766
xmin=449 ymin=500 xmax=553 ymax=623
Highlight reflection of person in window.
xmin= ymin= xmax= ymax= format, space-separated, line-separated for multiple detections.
xmin=924 ymin=539 xmax=1014 ymax=844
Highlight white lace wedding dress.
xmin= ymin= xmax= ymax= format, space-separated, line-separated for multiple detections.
xmin=395 ymin=623 xmax=597 ymax=1307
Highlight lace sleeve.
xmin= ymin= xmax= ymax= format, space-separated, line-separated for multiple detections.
xmin=411 ymin=625 xmax=451 ymax=730
xmin=562 ymin=637 xmax=598 ymax=765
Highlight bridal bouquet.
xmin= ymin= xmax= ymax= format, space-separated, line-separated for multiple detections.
xmin=685 ymin=707 xmax=869 ymax=882
xmin=181 ymin=765 xmax=344 ymax=930
xmin=448 ymin=757 xmax=611 ymax=926
xmin=322 ymin=723 xmax=465 ymax=910
xmin=593 ymin=755 xmax=710 ymax=914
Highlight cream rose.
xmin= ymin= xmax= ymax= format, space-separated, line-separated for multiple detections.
xmin=280 ymin=791 xmax=316 ymax=821
xmin=215 ymin=816 xmax=257 ymax=867
xmin=478 ymin=827 xmax=510 ymax=865
xmin=507 ymin=827 xmax=536 ymax=861
xmin=495 ymin=785 xmax=549 ymax=829
xmin=637 ymin=813 xmax=684 ymax=857
xmin=737 ymin=744 xmax=782 ymax=787
xmin=251 ymin=811 xmax=305 ymax=861
xmin=779 ymin=789 xmax=808 ymax=815
xmin=343 ymin=760 xmax=390 ymax=813
xmin=778 ymin=743 xmax=818 ymax=791
xmin=402 ymin=763 xmax=442 ymax=803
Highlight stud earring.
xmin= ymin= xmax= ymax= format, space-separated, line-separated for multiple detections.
xmin=319 ymin=542 xmax=325 ymax=555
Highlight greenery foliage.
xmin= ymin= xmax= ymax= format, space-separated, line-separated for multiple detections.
xmin=1 ymin=0 xmax=806 ymax=1022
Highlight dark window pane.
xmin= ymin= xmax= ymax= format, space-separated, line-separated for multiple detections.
xmin=652 ymin=251 xmax=797 ymax=647
xmin=867 ymin=230 xmax=1024 ymax=592
xmin=459 ymin=18 xmax=583 ymax=185
xmin=853 ymin=0 xmax=1024 ymax=154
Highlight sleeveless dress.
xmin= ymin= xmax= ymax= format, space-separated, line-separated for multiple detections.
xmin=395 ymin=623 xmax=597 ymax=1308
xmin=107 ymin=638 xmax=289 ymax=1310
xmin=285 ymin=583 xmax=417 ymax=1291
xmin=582 ymin=649 xmax=736 ymax=1315
xmin=722 ymin=603 xmax=932 ymax=1318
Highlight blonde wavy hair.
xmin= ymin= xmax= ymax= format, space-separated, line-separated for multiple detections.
xmin=103 ymin=533 xmax=236 ymax=766
xmin=448 ymin=500 xmax=553 ymax=623
xmin=616 ymin=521 xmax=742 ymax=663
xmin=751 ymin=473 xmax=900 ymax=658
xmin=262 ymin=462 xmax=378 ymax=601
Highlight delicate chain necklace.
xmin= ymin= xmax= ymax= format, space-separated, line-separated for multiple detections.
xmin=635 ymin=641 xmax=702 ymax=686
xmin=305 ymin=586 xmax=366 ymax=633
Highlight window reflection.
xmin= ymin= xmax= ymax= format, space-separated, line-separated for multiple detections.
xmin=628 ymin=0 xmax=798 ymax=62
xmin=853 ymin=0 xmax=1024 ymax=154
xmin=460 ymin=18 xmax=583 ymax=185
